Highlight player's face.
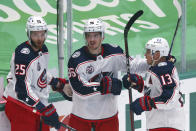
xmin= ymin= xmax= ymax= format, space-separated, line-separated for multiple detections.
xmin=85 ymin=32 xmax=103 ymax=54
xmin=145 ymin=49 xmax=153 ymax=65
xmin=153 ymin=51 xmax=160 ymax=61
xmin=30 ymin=31 xmax=46 ymax=50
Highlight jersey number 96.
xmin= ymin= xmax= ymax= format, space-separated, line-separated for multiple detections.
xmin=68 ymin=68 xmax=76 ymax=78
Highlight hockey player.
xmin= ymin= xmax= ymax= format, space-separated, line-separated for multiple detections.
xmin=67 ymin=18 xmax=150 ymax=131
xmin=4 ymin=16 xmax=70 ymax=131
xmin=123 ymin=37 xmax=185 ymax=131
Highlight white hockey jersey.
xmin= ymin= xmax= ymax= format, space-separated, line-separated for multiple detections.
xmin=4 ymin=41 xmax=53 ymax=106
xmin=144 ymin=61 xmax=185 ymax=130
xmin=68 ymin=43 xmax=149 ymax=120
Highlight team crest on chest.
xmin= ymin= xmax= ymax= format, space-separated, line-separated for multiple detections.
xmin=86 ymin=65 xmax=94 ymax=74
xmin=37 ymin=69 xmax=47 ymax=88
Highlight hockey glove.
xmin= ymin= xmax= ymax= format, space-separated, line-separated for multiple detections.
xmin=166 ymin=55 xmax=176 ymax=64
xmin=122 ymin=73 xmax=144 ymax=93
xmin=36 ymin=102 xmax=60 ymax=129
xmin=130 ymin=96 xmax=156 ymax=115
xmin=50 ymin=78 xmax=69 ymax=92
xmin=99 ymin=76 xmax=122 ymax=95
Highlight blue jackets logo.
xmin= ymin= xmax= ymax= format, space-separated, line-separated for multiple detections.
xmin=86 ymin=65 xmax=94 ymax=74
xmin=20 ymin=48 xmax=30 ymax=54
xmin=37 ymin=69 xmax=47 ymax=88
xmin=72 ymin=51 xmax=80 ymax=58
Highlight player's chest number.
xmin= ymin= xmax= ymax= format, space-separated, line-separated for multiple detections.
xmin=160 ymin=74 xmax=173 ymax=85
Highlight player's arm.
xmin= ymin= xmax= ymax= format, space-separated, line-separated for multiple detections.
xmin=68 ymin=59 xmax=122 ymax=99
xmin=49 ymin=77 xmax=68 ymax=92
xmin=123 ymin=74 xmax=156 ymax=115
xmin=122 ymin=73 xmax=156 ymax=115
xmin=115 ymin=51 xmax=149 ymax=75
xmin=131 ymin=77 xmax=176 ymax=115
xmin=14 ymin=50 xmax=60 ymax=129
xmin=122 ymin=73 xmax=144 ymax=93
xmin=6 ymin=52 xmax=15 ymax=83
xmin=152 ymin=67 xmax=183 ymax=110
xmin=68 ymin=68 xmax=100 ymax=99
xmin=129 ymin=57 xmax=150 ymax=74
xmin=123 ymin=70 xmax=177 ymax=115
xmin=14 ymin=52 xmax=41 ymax=106
xmin=49 ymin=76 xmax=73 ymax=101
xmin=46 ymin=72 xmax=72 ymax=101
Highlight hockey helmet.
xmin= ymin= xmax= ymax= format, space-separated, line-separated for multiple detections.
xmin=145 ymin=37 xmax=169 ymax=57
xmin=84 ymin=18 xmax=105 ymax=38
xmin=26 ymin=16 xmax=48 ymax=40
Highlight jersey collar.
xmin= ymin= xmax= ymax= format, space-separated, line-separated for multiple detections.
xmin=84 ymin=46 xmax=104 ymax=60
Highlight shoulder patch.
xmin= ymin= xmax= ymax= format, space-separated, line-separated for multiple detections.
xmin=20 ymin=48 xmax=30 ymax=54
xmin=108 ymin=43 xmax=118 ymax=48
xmin=72 ymin=51 xmax=80 ymax=58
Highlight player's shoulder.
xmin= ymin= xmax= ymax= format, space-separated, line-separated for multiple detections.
xmin=68 ymin=46 xmax=87 ymax=68
xmin=102 ymin=43 xmax=123 ymax=54
xmin=159 ymin=61 xmax=175 ymax=70
xmin=15 ymin=41 xmax=30 ymax=54
xmin=15 ymin=41 xmax=35 ymax=64
xmin=150 ymin=61 xmax=175 ymax=75
xmin=41 ymin=44 xmax=48 ymax=53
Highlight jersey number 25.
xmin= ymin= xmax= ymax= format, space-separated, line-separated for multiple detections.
xmin=15 ymin=64 xmax=26 ymax=75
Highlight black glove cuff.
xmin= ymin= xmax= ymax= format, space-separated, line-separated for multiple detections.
xmin=50 ymin=78 xmax=58 ymax=86
xmin=149 ymin=98 xmax=156 ymax=109
xmin=35 ymin=101 xmax=45 ymax=111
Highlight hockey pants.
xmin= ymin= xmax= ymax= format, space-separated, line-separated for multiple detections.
xmin=5 ymin=96 xmax=49 ymax=131
xmin=69 ymin=113 xmax=119 ymax=131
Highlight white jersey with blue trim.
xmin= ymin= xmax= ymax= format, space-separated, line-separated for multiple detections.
xmin=4 ymin=41 xmax=53 ymax=106
xmin=68 ymin=43 xmax=149 ymax=120
xmin=144 ymin=61 xmax=185 ymax=130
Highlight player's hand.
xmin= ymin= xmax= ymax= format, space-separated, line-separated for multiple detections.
xmin=50 ymin=78 xmax=68 ymax=92
xmin=166 ymin=55 xmax=176 ymax=64
xmin=122 ymin=73 xmax=144 ymax=93
xmin=63 ymin=83 xmax=73 ymax=97
xmin=99 ymin=76 xmax=122 ymax=95
xmin=36 ymin=102 xmax=60 ymax=129
xmin=130 ymin=96 xmax=156 ymax=115
xmin=60 ymin=84 xmax=73 ymax=101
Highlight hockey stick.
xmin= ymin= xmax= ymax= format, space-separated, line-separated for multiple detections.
xmin=91 ymin=123 xmax=96 ymax=131
xmin=7 ymin=96 xmax=77 ymax=131
xmin=39 ymin=118 xmax=43 ymax=131
xmin=124 ymin=10 xmax=144 ymax=131
xmin=168 ymin=16 xmax=181 ymax=56
xmin=168 ymin=0 xmax=182 ymax=56
xmin=60 ymin=122 xmax=77 ymax=131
